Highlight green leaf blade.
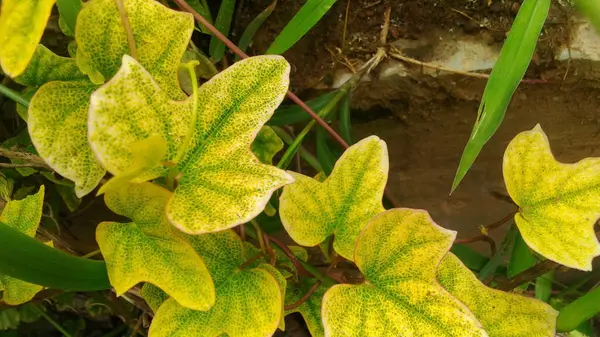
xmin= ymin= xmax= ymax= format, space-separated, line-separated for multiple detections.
xmin=208 ymin=0 xmax=236 ymax=62
xmin=266 ymin=0 xmax=337 ymax=55
xmin=237 ymin=0 xmax=277 ymax=59
xmin=452 ymin=0 xmax=551 ymax=192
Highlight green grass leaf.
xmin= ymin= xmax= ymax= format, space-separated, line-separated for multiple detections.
xmin=208 ymin=0 xmax=236 ymax=62
xmin=438 ymin=253 xmax=557 ymax=337
xmin=149 ymin=230 xmax=284 ymax=337
xmin=236 ymin=0 xmax=277 ymax=60
xmin=508 ymin=231 xmax=537 ymax=290
xmin=98 ymin=182 xmax=215 ymax=310
xmin=339 ymin=93 xmax=353 ymax=144
xmin=322 ymin=209 xmax=486 ymax=336
xmin=56 ymin=0 xmax=82 ymax=35
xmin=252 ymin=126 xmax=284 ymax=165
xmin=0 ymin=0 xmax=55 ymax=77
xmin=268 ymin=91 xmax=337 ymax=126
xmin=186 ymin=0 xmax=213 ymax=34
xmin=280 ymin=136 xmax=388 ymax=259
xmin=266 ymin=0 xmax=337 ymax=55
xmin=89 ymin=55 xmax=293 ymax=233
xmin=574 ymin=0 xmax=600 ymax=31
xmin=452 ymin=0 xmax=550 ymax=192
xmin=503 ymin=125 xmax=600 ymax=270
xmin=557 ymin=286 xmax=600 ymax=332
xmin=316 ymin=127 xmax=338 ymax=176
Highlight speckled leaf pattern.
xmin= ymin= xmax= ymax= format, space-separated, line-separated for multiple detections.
xmin=89 ymin=55 xmax=293 ymax=233
xmin=98 ymin=183 xmax=214 ymax=310
xmin=252 ymin=126 xmax=284 ymax=164
xmin=141 ymin=283 xmax=169 ymax=313
xmin=438 ymin=253 xmax=557 ymax=337
xmin=0 ymin=187 xmax=46 ymax=305
xmin=322 ymin=208 xmax=487 ymax=337
xmin=28 ymin=81 xmax=106 ymax=197
xmin=150 ymin=230 xmax=283 ymax=337
xmin=76 ymin=0 xmax=193 ymax=99
xmin=279 ymin=136 xmax=388 ymax=259
xmin=503 ymin=125 xmax=600 ymax=270
xmin=0 ymin=0 xmax=55 ymax=77
xmin=285 ymin=278 xmax=326 ymax=337
xmin=14 ymin=45 xmax=88 ymax=87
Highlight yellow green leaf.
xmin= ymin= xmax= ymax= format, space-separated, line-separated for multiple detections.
xmin=28 ymin=82 xmax=106 ymax=197
xmin=97 ymin=135 xmax=168 ymax=195
xmin=322 ymin=208 xmax=486 ymax=337
xmin=503 ymin=125 xmax=600 ymax=270
xmin=76 ymin=0 xmax=193 ymax=99
xmin=150 ymin=230 xmax=283 ymax=337
xmin=252 ymin=126 xmax=284 ymax=165
xmin=0 ymin=0 xmax=56 ymax=77
xmin=285 ymin=278 xmax=326 ymax=337
xmin=0 ymin=186 xmax=46 ymax=305
xmin=27 ymin=0 xmax=195 ymax=197
xmin=14 ymin=45 xmax=88 ymax=87
xmin=279 ymin=136 xmax=388 ymax=259
xmin=98 ymin=182 xmax=214 ymax=310
xmin=438 ymin=253 xmax=557 ymax=337
xmin=89 ymin=55 xmax=294 ymax=234
xmin=141 ymin=283 xmax=169 ymax=313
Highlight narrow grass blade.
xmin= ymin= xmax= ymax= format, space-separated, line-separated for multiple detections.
xmin=450 ymin=245 xmax=490 ymax=272
xmin=209 ymin=0 xmax=236 ymax=62
xmin=478 ymin=225 xmax=518 ymax=281
xmin=339 ymin=92 xmax=353 ymax=144
xmin=266 ymin=0 xmax=337 ymax=55
xmin=56 ymin=0 xmax=81 ymax=34
xmin=0 ymin=222 xmax=110 ymax=291
xmin=535 ymin=270 xmax=554 ymax=303
xmin=508 ymin=231 xmax=537 ymax=289
xmin=557 ymin=286 xmax=600 ymax=332
xmin=451 ymin=0 xmax=550 ymax=192
xmin=574 ymin=0 xmax=600 ymax=31
xmin=268 ymin=91 xmax=337 ymax=126
xmin=236 ymin=0 xmax=277 ymax=61
xmin=187 ymin=0 xmax=213 ymax=34
xmin=271 ymin=126 xmax=322 ymax=172
xmin=316 ymin=127 xmax=338 ymax=175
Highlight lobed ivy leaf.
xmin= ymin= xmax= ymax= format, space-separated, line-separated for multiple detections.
xmin=285 ymin=278 xmax=326 ymax=337
xmin=150 ymin=230 xmax=284 ymax=337
xmin=26 ymin=0 xmax=194 ymax=197
xmin=322 ymin=208 xmax=487 ymax=337
xmin=89 ymin=55 xmax=294 ymax=233
xmin=438 ymin=253 xmax=557 ymax=337
xmin=0 ymin=0 xmax=55 ymax=77
xmin=279 ymin=136 xmax=388 ymax=259
xmin=0 ymin=187 xmax=46 ymax=305
xmin=503 ymin=125 xmax=600 ymax=270
xmin=98 ymin=182 xmax=214 ymax=310
xmin=76 ymin=0 xmax=193 ymax=99
xmin=252 ymin=126 xmax=284 ymax=165
xmin=15 ymin=45 xmax=88 ymax=87
xmin=141 ymin=283 xmax=169 ymax=313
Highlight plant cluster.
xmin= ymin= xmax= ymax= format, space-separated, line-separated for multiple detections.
xmin=0 ymin=0 xmax=599 ymax=336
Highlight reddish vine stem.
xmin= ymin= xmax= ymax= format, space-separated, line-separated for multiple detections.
xmin=263 ymin=231 xmax=277 ymax=266
xmin=171 ymin=0 xmax=400 ymax=208
xmin=239 ymin=224 xmax=246 ymax=242
xmin=455 ymin=211 xmax=517 ymax=244
xmin=265 ymin=235 xmax=311 ymax=277
xmin=496 ymin=259 xmax=560 ymax=291
xmin=284 ymin=280 xmax=322 ymax=310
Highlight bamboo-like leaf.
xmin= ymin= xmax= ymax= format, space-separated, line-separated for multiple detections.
xmin=186 ymin=0 xmax=213 ymax=34
xmin=316 ymin=127 xmax=338 ymax=176
xmin=451 ymin=0 xmax=550 ymax=192
xmin=438 ymin=253 xmax=557 ymax=337
xmin=89 ymin=55 xmax=293 ymax=233
xmin=0 ymin=0 xmax=56 ymax=77
xmin=27 ymin=0 xmax=195 ymax=197
xmin=268 ymin=91 xmax=337 ymax=126
xmin=508 ymin=231 xmax=537 ymax=290
xmin=252 ymin=126 xmax=284 ymax=165
xmin=557 ymin=286 xmax=600 ymax=332
xmin=285 ymin=278 xmax=326 ymax=337
xmin=56 ymin=0 xmax=82 ymax=35
xmin=266 ymin=0 xmax=337 ymax=55
xmin=98 ymin=182 xmax=215 ymax=310
xmin=322 ymin=209 xmax=486 ymax=336
xmin=503 ymin=125 xmax=600 ymax=270
xmin=0 ymin=187 xmax=45 ymax=305
xmin=149 ymin=231 xmax=284 ymax=337
xmin=574 ymin=0 xmax=600 ymax=31
xmin=237 ymin=0 xmax=277 ymax=60
xmin=208 ymin=0 xmax=236 ymax=62
xmin=339 ymin=93 xmax=353 ymax=144
xmin=279 ymin=136 xmax=388 ymax=259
